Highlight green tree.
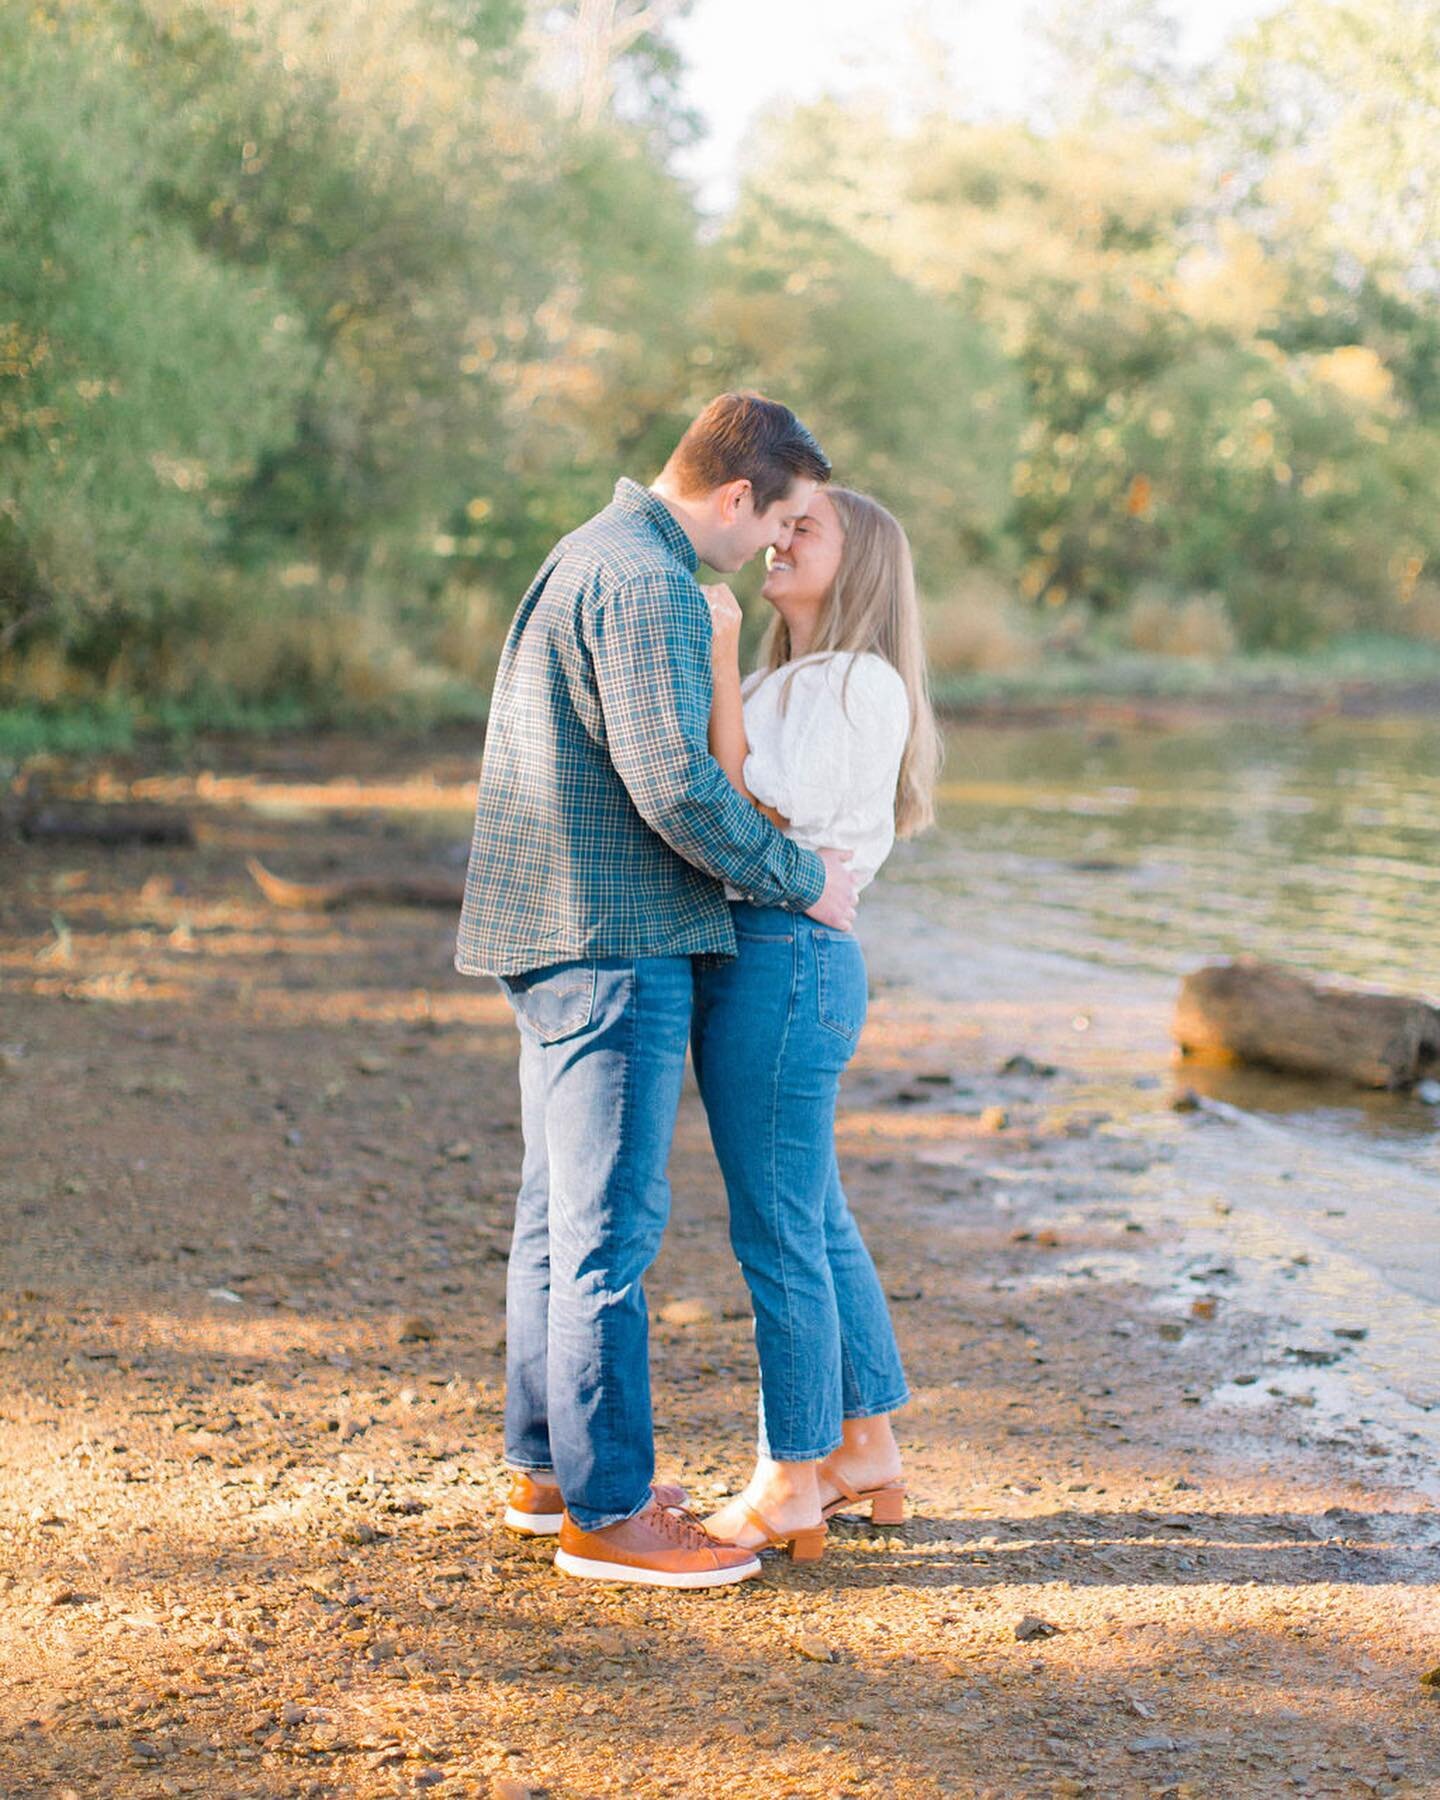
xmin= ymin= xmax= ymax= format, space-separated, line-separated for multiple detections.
xmin=0 ymin=9 xmax=310 ymax=677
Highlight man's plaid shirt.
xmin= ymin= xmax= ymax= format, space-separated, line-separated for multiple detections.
xmin=454 ymin=479 xmax=826 ymax=977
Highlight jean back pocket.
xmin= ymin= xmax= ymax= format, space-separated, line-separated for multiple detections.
xmin=813 ymin=933 xmax=867 ymax=1042
xmin=498 ymin=960 xmax=596 ymax=1045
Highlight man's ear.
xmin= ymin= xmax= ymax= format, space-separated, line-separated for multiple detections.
xmin=717 ymin=478 xmax=752 ymax=524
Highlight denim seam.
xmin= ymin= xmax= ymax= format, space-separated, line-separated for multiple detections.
xmin=507 ymin=1027 xmax=554 ymax=1472
xmin=765 ymin=932 xmax=800 ymax=1457
xmin=843 ymin=1393 xmax=910 ymax=1422
xmin=766 ymin=1435 xmax=844 ymax=1462
xmin=600 ymin=962 xmax=642 ymax=1519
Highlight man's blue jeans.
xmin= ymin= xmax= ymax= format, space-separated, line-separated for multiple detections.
xmin=691 ymin=904 xmax=909 ymax=1461
xmin=498 ymin=955 xmax=692 ymax=1530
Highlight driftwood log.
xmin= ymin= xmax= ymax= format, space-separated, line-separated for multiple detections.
xmin=1174 ymin=957 xmax=1440 ymax=1090
xmin=246 ymin=857 xmax=464 ymax=912
xmin=11 ymin=803 xmax=195 ymax=848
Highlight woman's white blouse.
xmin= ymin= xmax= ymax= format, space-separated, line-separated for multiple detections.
xmin=728 ymin=650 xmax=909 ymax=895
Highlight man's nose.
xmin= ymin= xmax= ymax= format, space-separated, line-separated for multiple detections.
xmin=772 ymin=521 xmax=796 ymax=553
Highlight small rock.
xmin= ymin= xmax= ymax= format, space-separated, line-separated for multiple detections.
xmin=1157 ymin=1321 xmax=1185 ymax=1342
xmin=206 ymin=1287 xmax=243 ymax=1305
xmin=1415 ymin=1078 xmax=1440 ymax=1105
xmin=793 ymin=1631 xmax=835 ymax=1662
xmin=366 ymin=1638 xmax=399 ymax=1663
xmin=999 ymin=1054 xmax=1057 ymax=1078
xmin=491 ymin=1780 xmax=532 ymax=1800
xmin=340 ymin=1520 xmax=383 ymax=1546
xmin=659 ymin=1298 xmax=713 ymax=1327
xmin=1232 ymin=1373 xmax=1258 ymax=1386
xmin=397 ymin=1315 xmax=437 ymax=1343
xmin=1332 ymin=1327 xmax=1369 ymax=1341
xmin=356 ymin=1053 xmax=391 ymax=1075
xmin=1170 ymin=1088 xmax=1202 ymax=1112
xmin=442 ymin=1140 xmax=473 ymax=1161
xmin=978 ymin=1105 xmax=1009 ymax=1133
xmin=1125 ymin=1735 xmax=1177 ymax=1753
xmin=1190 ymin=1297 xmax=1218 ymax=1320
xmin=281 ymin=1702 xmax=308 ymax=1727
xmin=1014 ymin=1615 xmax=1060 ymax=1642
xmin=1421 ymin=1667 xmax=1440 ymax=1689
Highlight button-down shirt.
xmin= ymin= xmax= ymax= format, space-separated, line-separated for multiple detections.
xmin=454 ymin=478 xmax=826 ymax=977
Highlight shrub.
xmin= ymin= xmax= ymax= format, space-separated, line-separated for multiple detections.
xmin=1126 ymin=587 xmax=1238 ymax=659
xmin=925 ymin=575 xmax=1040 ymax=676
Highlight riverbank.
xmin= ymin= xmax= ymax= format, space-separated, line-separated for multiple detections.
xmin=6 ymin=631 xmax=1440 ymax=765
xmin=3 ymin=735 xmax=1439 ymax=1799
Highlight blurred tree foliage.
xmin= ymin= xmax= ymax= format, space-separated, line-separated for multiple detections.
xmin=2 ymin=0 xmax=1437 ymax=711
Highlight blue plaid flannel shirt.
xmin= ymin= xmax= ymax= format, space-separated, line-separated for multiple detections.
xmin=454 ymin=478 xmax=826 ymax=977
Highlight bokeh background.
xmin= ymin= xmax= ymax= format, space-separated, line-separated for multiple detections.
xmin=3 ymin=0 xmax=1439 ymax=751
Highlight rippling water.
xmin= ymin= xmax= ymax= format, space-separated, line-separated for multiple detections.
xmin=877 ymin=714 xmax=1440 ymax=1360
xmin=908 ymin=716 xmax=1440 ymax=1002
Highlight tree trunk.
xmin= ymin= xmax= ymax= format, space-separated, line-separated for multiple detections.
xmin=1173 ymin=957 xmax=1440 ymax=1090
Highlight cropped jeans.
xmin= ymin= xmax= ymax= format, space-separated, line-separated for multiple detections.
xmin=498 ymin=954 xmax=693 ymax=1531
xmin=691 ymin=904 xmax=909 ymax=1461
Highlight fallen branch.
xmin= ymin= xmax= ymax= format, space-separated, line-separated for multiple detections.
xmin=1174 ymin=957 xmax=1440 ymax=1090
xmin=16 ymin=804 xmax=195 ymax=848
xmin=246 ymin=856 xmax=464 ymax=912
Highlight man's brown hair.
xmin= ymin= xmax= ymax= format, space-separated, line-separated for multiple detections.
xmin=662 ymin=392 xmax=830 ymax=511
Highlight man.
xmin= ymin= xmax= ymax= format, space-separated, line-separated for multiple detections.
xmin=455 ymin=392 xmax=858 ymax=1588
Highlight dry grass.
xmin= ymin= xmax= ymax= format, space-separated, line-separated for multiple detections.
xmin=924 ymin=575 xmax=1040 ymax=676
xmin=1125 ymin=587 xmax=1239 ymax=660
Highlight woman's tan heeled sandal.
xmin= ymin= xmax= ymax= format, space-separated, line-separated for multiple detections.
xmin=720 ymin=1502 xmax=828 ymax=1562
xmin=819 ymin=1476 xmax=907 ymax=1526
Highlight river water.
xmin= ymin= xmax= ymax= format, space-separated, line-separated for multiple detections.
xmin=869 ymin=712 xmax=1440 ymax=1432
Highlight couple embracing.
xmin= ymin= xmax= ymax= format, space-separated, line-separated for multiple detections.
xmin=455 ymin=392 xmax=939 ymax=1587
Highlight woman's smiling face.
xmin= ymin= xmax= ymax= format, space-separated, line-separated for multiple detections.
xmin=760 ymin=488 xmax=845 ymax=611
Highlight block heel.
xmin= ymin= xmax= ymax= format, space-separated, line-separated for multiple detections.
xmin=867 ymin=1486 xmax=907 ymax=1526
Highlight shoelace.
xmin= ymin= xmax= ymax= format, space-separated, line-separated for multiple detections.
xmin=650 ymin=1502 xmax=712 ymax=1548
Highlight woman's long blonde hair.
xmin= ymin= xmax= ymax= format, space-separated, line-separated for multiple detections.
xmin=758 ymin=486 xmax=941 ymax=837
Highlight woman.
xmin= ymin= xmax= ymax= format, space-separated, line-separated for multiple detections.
xmin=694 ymin=484 xmax=941 ymax=1561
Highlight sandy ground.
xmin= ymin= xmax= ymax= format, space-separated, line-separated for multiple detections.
xmin=2 ymin=733 xmax=1438 ymax=1800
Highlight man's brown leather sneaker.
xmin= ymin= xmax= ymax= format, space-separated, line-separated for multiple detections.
xmin=555 ymin=1497 xmax=761 ymax=1588
xmin=503 ymin=1472 xmax=688 ymax=1537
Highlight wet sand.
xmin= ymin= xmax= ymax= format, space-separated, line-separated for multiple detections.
xmin=2 ymin=734 xmax=1438 ymax=1799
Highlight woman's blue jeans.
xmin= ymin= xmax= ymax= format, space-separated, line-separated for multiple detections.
xmin=498 ymin=954 xmax=693 ymax=1531
xmin=691 ymin=904 xmax=909 ymax=1462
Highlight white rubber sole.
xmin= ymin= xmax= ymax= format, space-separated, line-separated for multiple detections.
xmin=554 ymin=1548 xmax=762 ymax=1589
xmin=504 ymin=1506 xmax=565 ymax=1535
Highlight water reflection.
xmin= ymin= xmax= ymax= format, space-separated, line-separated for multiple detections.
xmin=894 ymin=715 xmax=1440 ymax=1170
xmin=913 ymin=717 xmax=1440 ymax=1000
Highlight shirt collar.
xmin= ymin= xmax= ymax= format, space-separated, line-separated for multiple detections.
xmin=612 ymin=477 xmax=699 ymax=576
